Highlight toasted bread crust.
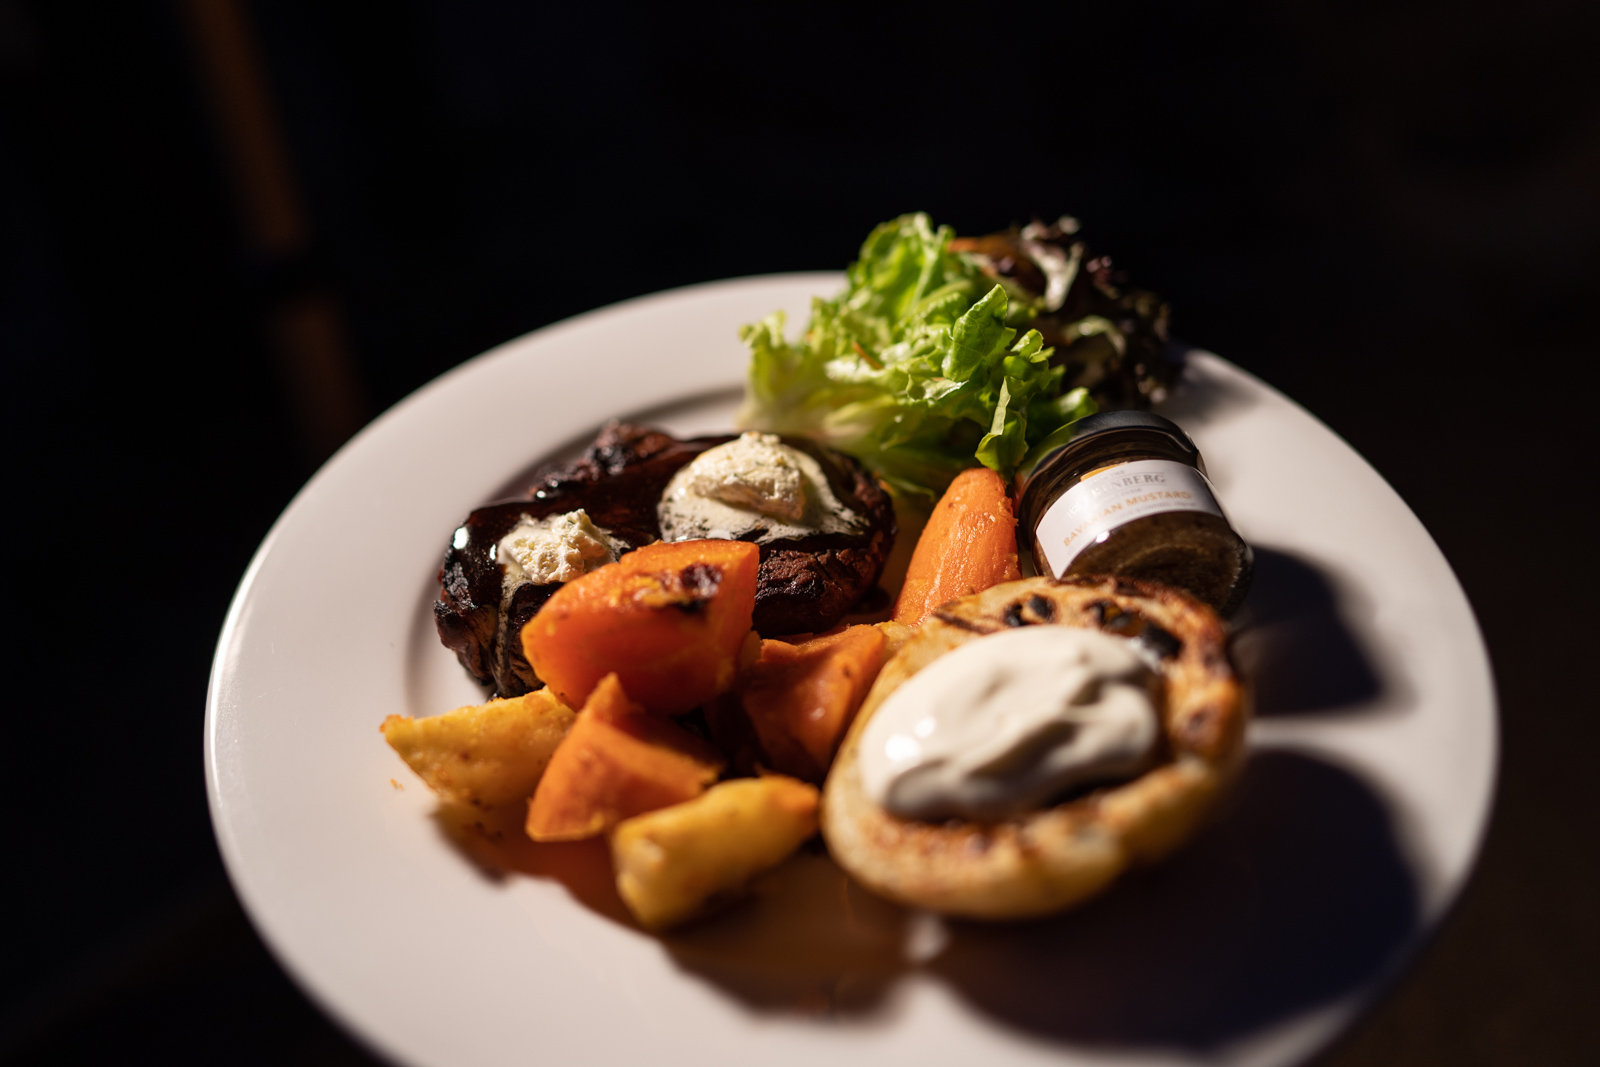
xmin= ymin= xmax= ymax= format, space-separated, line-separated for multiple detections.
xmin=821 ymin=575 xmax=1247 ymax=919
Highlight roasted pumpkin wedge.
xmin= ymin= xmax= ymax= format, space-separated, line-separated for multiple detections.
xmin=525 ymin=674 xmax=724 ymax=842
xmin=719 ymin=625 xmax=886 ymax=782
xmin=523 ymin=539 xmax=759 ymax=714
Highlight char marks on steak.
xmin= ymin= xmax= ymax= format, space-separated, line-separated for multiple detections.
xmin=750 ymin=436 xmax=896 ymax=637
xmin=434 ymin=422 xmax=897 ymax=697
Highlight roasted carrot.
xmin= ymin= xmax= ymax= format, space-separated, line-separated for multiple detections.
xmin=891 ymin=466 xmax=1021 ymax=625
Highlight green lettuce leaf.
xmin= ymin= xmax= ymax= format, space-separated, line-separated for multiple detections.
xmin=738 ymin=213 xmax=1098 ymax=502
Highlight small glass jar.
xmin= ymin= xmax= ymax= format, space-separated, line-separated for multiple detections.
xmin=1014 ymin=411 xmax=1253 ymax=614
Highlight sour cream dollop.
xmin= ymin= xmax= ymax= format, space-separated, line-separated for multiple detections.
xmin=657 ymin=432 xmax=863 ymax=543
xmin=858 ymin=626 xmax=1162 ymax=821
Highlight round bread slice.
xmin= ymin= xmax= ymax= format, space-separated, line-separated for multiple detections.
xmin=821 ymin=574 xmax=1247 ymax=920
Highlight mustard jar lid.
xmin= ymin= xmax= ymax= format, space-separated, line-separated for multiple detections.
xmin=1015 ymin=410 xmax=1201 ymax=503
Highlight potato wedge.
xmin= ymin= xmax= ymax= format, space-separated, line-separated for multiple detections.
xmin=381 ymin=688 xmax=576 ymax=808
xmin=610 ymin=776 xmax=820 ymax=930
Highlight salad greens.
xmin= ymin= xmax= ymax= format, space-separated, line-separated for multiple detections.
xmin=739 ymin=213 xmax=1115 ymax=502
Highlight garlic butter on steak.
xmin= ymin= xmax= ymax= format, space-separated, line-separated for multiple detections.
xmin=658 ymin=432 xmax=867 ymax=543
xmin=497 ymin=509 xmax=627 ymax=586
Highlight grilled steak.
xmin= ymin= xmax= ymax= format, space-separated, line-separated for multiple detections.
xmin=743 ymin=435 xmax=896 ymax=636
xmin=434 ymin=422 xmax=896 ymax=697
xmin=434 ymin=422 xmax=714 ymax=696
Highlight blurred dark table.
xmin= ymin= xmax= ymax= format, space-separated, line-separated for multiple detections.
xmin=2 ymin=1 xmax=1596 ymax=1064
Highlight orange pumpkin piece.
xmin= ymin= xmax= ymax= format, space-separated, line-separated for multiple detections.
xmin=523 ymin=539 xmax=760 ymax=714
xmin=891 ymin=466 xmax=1021 ymax=626
xmin=729 ymin=625 xmax=887 ymax=782
xmin=525 ymin=674 xmax=724 ymax=842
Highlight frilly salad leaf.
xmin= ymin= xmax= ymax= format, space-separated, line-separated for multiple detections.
xmin=739 ymin=213 xmax=1131 ymax=502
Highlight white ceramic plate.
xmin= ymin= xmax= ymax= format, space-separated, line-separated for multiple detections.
xmin=206 ymin=274 xmax=1496 ymax=1067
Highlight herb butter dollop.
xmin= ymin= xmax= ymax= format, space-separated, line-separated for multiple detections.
xmin=858 ymin=626 xmax=1161 ymax=821
xmin=496 ymin=509 xmax=625 ymax=587
xmin=657 ymin=432 xmax=863 ymax=543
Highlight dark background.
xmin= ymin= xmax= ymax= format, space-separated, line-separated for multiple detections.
xmin=3 ymin=1 xmax=1597 ymax=1064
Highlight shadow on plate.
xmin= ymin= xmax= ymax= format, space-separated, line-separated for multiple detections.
xmin=431 ymin=804 xmax=636 ymax=927
xmin=434 ymin=750 xmax=1420 ymax=1049
xmin=925 ymin=749 xmax=1419 ymax=1049
xmin=1231 ymin=546 xmax=1389 ymax=716
xmin=431 ymin=804 xmax=913 ymax=1014
xmin=659 ymin=841 xmax=911 ymax=1015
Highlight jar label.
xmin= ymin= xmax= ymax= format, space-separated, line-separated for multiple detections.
xmin=1035 ymin=459 xmax=1226 ymax=577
